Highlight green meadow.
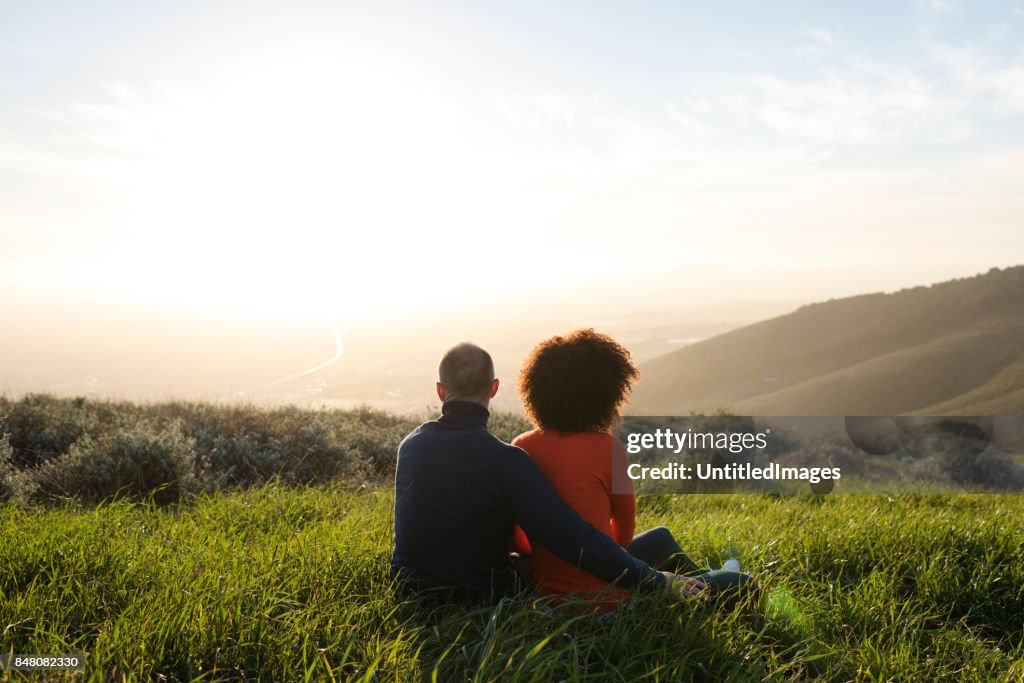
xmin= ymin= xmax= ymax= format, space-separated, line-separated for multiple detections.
xmin=2 ymin=488 xmax=1023 ymax=681
xmin=1 ymin=397 xmax=1023 ymax=680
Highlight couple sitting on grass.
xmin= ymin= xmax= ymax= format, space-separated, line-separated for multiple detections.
xmin=391 ymin=329 xmax=756 ymax=610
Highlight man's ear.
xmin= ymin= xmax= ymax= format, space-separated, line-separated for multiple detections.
xmin=489 ymin=378 xmax=500 ymax=398
xmin=436 ymin=382 xmax=446 ymax=402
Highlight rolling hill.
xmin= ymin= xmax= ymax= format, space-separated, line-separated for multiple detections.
xmin=629 ymin=266 xmax=1024 ymax=416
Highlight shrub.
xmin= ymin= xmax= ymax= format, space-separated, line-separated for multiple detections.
xmin=0 ymin=394 xmax=99 ymax=467
xmin=277 ymin=420 xmax=350 ymax=483
xmin=25 ymin=422 xmax=198 ymax=505
xmin=0 ymin=434 xmax=13 ymax=501
xmin=326 ymin=412 xmax=412 ymax=476
xmin=196 ymin=430 xmax=284 ymax=489
xmin=0 ymin=394 xmax=524 ymax=504
xmin=971 ymin=451 xmax=1024 ymax=492
xmin=488 ymin=412 xmax=533 ymax=443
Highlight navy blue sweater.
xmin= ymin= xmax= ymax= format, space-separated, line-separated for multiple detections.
xmin=391 ymin=400 xmax=663 ymax=600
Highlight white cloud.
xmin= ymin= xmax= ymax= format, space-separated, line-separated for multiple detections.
xmin=494 ymin=93 xmax=578 ymax=128
xmin=665 ymin=102 xmax=708 ymax=134
xmin=805 ymin=28 xmax=835 ymax=45
xmin=663 ymin=33 xmax=1024 ymax=149
xmin=923 ymin=42 xmax=1024 ymax=113
xmin=982 ymin=66 xmax=1024 ymax=113
xmin=915 ymin=0 xmax=957 ymax=13
xmin=0 ymin=40 xmax=64 ymax=56
xmin=741 ymin=68 xmax=963 ymax=145
xmin=798 ymin=28 xmax=838 ymax=57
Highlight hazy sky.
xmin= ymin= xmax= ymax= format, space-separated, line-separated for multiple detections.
xmin=2 ymin=0 xmax=1023 ymax=327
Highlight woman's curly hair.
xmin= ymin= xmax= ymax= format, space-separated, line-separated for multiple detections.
xmin=518 ymin=329 xmax=639 ymax=433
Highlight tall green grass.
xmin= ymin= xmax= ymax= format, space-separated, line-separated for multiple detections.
xmin=2 ymin=486 xmax=1022 ymax=681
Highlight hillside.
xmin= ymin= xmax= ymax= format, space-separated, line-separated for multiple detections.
xmin=629 ymin=266 xmax=1024 ymax=416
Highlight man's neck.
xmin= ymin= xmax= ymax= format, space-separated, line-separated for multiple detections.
xmin=439 ymin=400 xmax=491 ymax=427
xmin=444 ymin=398 xmax=489 ymax=409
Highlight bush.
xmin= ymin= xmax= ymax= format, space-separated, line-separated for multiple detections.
xmin=25 ymin=422 xmax=197 ymax=505
xmin=197 ymin=430 xmax=284 ymax=489
xmin=488 ymin=412 xmax=532 ymax=443
xmin=0 ymin=435 xmax=13 ymax=501
xmin=0 ymin=394 xmax=99 ymax=467
xmin=279 ymin=420 xmax=351 ymax=483
xmin=0 ymin=394 xmax=529 ymax=504
xmin=972 ymin=451 xmax=1024 ymax=491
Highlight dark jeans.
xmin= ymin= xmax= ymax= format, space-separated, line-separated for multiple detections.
xmin=627 ymin=526 xmax=758 ymax=599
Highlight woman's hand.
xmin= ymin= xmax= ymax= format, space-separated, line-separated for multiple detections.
xmin=661 ymin=571 xmax=707 ymax=601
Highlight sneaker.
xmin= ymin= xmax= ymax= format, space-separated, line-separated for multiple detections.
xmin=722 ymin=558 xmax=741 ymax=572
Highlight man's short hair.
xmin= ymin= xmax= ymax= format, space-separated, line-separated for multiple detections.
xmin=439 ymin=343 xmax=495 ymax=400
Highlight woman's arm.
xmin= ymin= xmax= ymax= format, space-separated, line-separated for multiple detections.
xmin=496 ymin=445 xmax=664 ymax=591
xmin=510 ymin=434 xmax=533 ymax=555
xmin=609 ymin=436 xmax=636 ymax=547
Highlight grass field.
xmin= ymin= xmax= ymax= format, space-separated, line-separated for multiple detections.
xmin=2 ymin=485 xmax=1023 ymax=681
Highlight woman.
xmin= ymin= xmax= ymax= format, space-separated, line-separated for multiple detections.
xmin=512 ymin=328 xmax=753 ymax=609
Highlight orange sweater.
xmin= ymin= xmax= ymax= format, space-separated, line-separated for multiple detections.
xmin=512 ymin=430 xmax=635 ymax=605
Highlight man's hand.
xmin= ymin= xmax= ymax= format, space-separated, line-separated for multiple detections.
xmin=661 ymin=571 xmax=706 ymax=601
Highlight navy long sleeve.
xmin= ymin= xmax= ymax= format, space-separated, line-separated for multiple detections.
xmin=391 ymin=401 xmax=664 ymax=600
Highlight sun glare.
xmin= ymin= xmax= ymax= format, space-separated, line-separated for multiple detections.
xmin=87 ymin=52 xmax=529 ymax=323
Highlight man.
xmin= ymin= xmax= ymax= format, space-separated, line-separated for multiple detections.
xmin=391 ymin=342 xmax=703 ymax=603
